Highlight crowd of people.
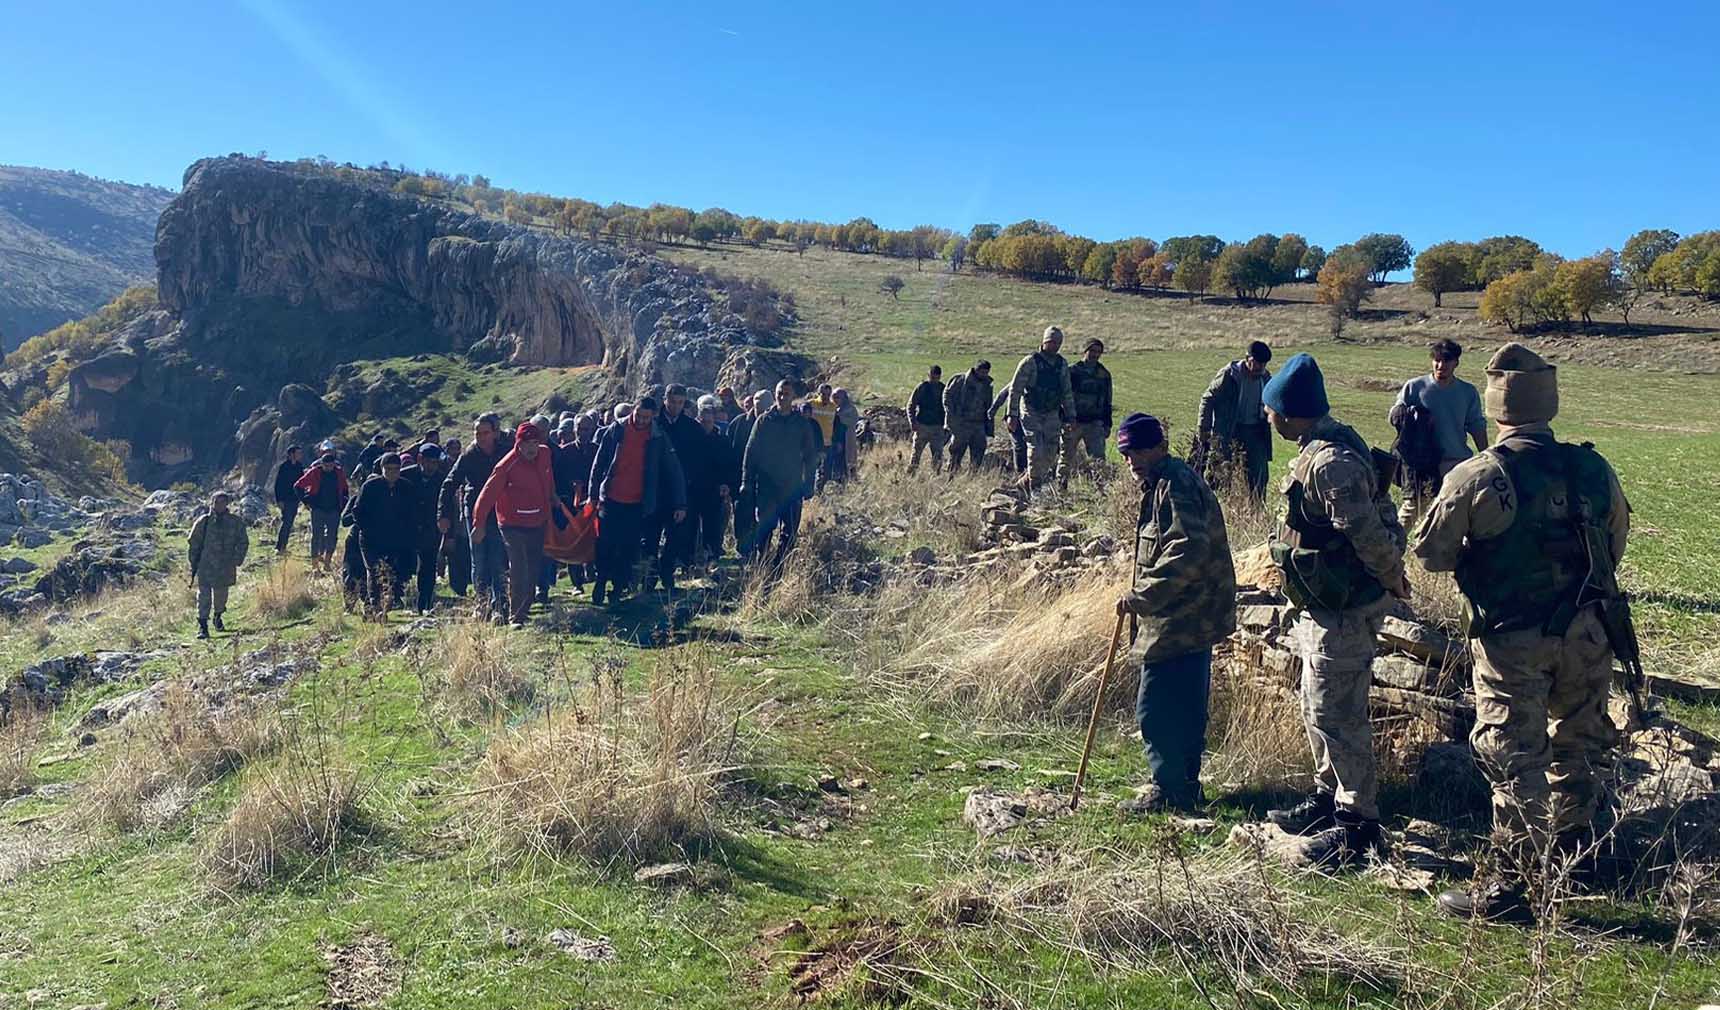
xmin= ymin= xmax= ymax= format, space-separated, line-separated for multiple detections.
xmin=209 ymin=321 xmax=1630 ymax=925
xmin=243 ymin=379 xmax=860 ymax=629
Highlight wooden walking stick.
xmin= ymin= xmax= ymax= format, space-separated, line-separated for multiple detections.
xmin=1071 ymin=610 xmax=1127 ymax=811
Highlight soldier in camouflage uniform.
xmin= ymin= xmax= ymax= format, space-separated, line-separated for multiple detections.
xmin=1006 ymin=325 xmax=1076 ymax=492
xmin=941 ymin=360 xmax=995 ymax=475
xmin=1113 ymin=413 xmax=1237 ymax=813
xmin=1415 ymin=343 xmax=1630 ymax=924
xmin=1068 ymin=339 xmax=1114 ymax=463
xmin=1261 ymin=354 xmax=1409 ymax=868
xmin=188 ymin=490 xmax=250 ymax=639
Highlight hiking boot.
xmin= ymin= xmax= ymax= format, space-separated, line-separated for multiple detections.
xmin=213 ymin=614 xmax=226 ymax=633
xmin=591 ymin=580 xmax=607 ymax=606
xmin=1437 ymin=879 xmax=1533 ymax=925
xmin=1266 ymin=791 xmax=1335 ymax=835
xmin=1117 ymin=786 xmax=1199 ymax=816
xmin=1305 ymin=815 xmax=1385 ymax=870
xmin=197 ymin=619 xmax=209 ymax=640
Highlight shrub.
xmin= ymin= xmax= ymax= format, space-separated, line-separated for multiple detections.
xmin=202 ymin=750 xmax=364 ymax=890
xmin=256 ymin=560 xmax=318 ymax=621
xmin=0 ymin=706 xmax=47 ymax=799
xmin=20 ymin=400 xmax=84 ymax=459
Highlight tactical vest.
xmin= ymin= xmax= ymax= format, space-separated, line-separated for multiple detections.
xmin=1070 ymin=362 xmax=1109 ymax=422
xmin=1271 ymin=423 xmax=1385 ymax=612
xmin=1455 ymin=436 xmax=1615 ymax=637
xmin=1024 ymin=353 xmax=1066 ymax=413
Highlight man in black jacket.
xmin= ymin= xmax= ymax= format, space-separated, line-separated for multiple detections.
xmin=352 ymin=452 xmax=418 ymax=617
xmin=272 ymin=444 xmax=306 ymax=555
xmin=353 ymin=433 xmax=386 ymax=482
xmin=439 ymin=414 xmax=507 ymax=618
xmin=399 ymin=444 xmax=447 ymax=613
xmin=645 ymin=384 xmax=701 ymax=596
xmin=907 ymin=365 xmax=947 ymax=475
xmin=690 ymin=398 xmax=735 ymax=564
xmin=587 ymin=396 xmax=687 ymax=605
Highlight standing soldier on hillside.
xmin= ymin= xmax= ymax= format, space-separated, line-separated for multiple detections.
xmin=988 ymin=387 xmax=1027 ymax=475
xmin=272 ymin=444 xmax=306 ymax=556
xmin=1414 ymin=343 xmax=1630 ymax=924
xmin=941 ymin=359 xmax=994 ymax=476
xmin=906 ymin=365 xmax=947 ymax=475
xmin=1197 ymin=341 xmax=1274 ymax=500
xmin=188 ymin=490 xmax=249 ymax=640
xmin=1068 ymin=339 xmax=1114 ymax=463
xmin=1390 ymin=338 xmax=1488 ymax=532
xmin=1006 ymin=325 xmax=1075 ymax=492
xmin=1112 ymin=413 xmax=1237 ymax=813
xmin=1261 ymin=353 xmax=1409 ymax=868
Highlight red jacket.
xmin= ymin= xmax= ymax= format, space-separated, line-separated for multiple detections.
xmin=292 ymin=465 xmax=350 ymax=505
xmin=471 ymin=445 xmax=557 ymax=529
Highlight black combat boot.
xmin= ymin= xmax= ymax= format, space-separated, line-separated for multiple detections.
xmin=197 ymin=619 xmax=210 ymax=640
xmin=1266 ymin=790 xmax=1335 ymax=835
xmin=1437 ymin=879 xmax=1533 ymax=925
xmin=1305 ymin=813 xmax=1385 ymax=870
xmin=213 ymin=614 xmax=226 ymax=633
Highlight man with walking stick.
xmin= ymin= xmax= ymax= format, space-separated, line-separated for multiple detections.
xmin=1105 ymin=412 xmax=1237 ymax=814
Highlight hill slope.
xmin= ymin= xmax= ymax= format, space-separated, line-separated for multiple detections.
xmin=0 ymin=166 xmax=175 ymax=351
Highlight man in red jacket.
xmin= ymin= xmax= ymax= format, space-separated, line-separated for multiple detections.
xmin=293 ymin=452 xmax=351 ymax=571
xmin=471 ymin=421 xmax=559 ymax=627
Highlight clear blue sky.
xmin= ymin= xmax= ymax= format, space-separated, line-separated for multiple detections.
xmin=5 ymin=1 xmax=1716 ymax=260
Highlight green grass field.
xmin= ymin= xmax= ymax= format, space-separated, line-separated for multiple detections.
xmin=3 ymin=244 xmax=1719 ymax=1007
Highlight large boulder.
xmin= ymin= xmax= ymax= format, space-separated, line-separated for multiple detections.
xmin=717 ymin=347 xmax=818 ymax=399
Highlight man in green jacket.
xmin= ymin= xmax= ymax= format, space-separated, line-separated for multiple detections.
xmin=188 ymin=490 xmax=250 ymax=639
xmin=742 ymin=380 xmax=820 ymax=568
xmin=1068 ymin=339 xmax=1114 ymax=463
xmin=1113 ymin=413 xmax=1237 ymax=813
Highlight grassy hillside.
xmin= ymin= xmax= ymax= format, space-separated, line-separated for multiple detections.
xmin=2 ymin=242 xmax=1718 ymax=1008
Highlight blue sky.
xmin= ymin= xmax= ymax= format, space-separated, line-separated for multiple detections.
xmin=4 ymin=1 xmax=1716 ymax=259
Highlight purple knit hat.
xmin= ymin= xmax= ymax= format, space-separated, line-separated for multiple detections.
xmin=1115 ymin=412 xmax=1164 ymax=451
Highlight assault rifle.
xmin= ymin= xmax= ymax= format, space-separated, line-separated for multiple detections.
xmin=1576 ymin=500 xmax=1648 ymax=727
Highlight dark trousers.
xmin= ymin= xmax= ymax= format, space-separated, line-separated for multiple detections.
xmin=444 ymin=533 xmax=470 ymax=596
xmin=360 ymin=541 xmax=412 ymax=612
xmin=470 ymin=517 xmax=507 ymax=615
xmin=689 ymin=492 xmax=725 ymax=561
xmin=413 ymin=542 xmax=438 ymax=612
xmin=1137 ymin=647 xmax=1213 ymax=806
xmin=342 ymin=530 xmax=365 ymax=602
xmin=597 ymin=500 xmax=645 ymax=591
xmin=752 ymin=493 xmax=804 ymax=568
xmin=656 ymin=510 xmax=695 ymax=588
xmin=733 ymin=488 xmax=757 ymax=558
xmin=1231 ymin=424 xmax=1271 ymax=502
xmin=500 ymin=524 xmax=545 ymax=624
xmin=275 ymin=501 xmax=299 ymax=553
xmin=310 ymin=508 xmax=340 ymax=560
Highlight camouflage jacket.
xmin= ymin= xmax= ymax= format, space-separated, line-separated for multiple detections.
xmin=1123 ymin=456 xmax=1238 ymax=663
xmin=1068 ymin=360 xmax=1113 ymax=426
xmin=1006 ymin=351 xmax=1074 ymax=421
xmin=1283 ymin=416 xmax=1406 ymax=594
xmin=942 ymin=369 xmax=994 ymax=431
xmin=188 ymin=511 xmax=250 ymax=587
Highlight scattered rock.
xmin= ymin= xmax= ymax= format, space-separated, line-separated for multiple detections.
xmin=907 ymin=546 xmax=936 ymax=566
xmin=1228 ymin=821 xmax=1322 ymax=867
xmin=633 ymin=862 xmax=694 ymax=886
xmin=322 ymin=932 xmax=403 ymax=1009
xmin=547 ymin=929 xmax=616 ymax=962
xmin=975 ymin=758 xmax=1021 ymax=773
xmin=0 ymin=557 xmax=36 ymax=575
xmin=961 ymin=786 xmax=1068 ymax=838
xmin=79 ymin=682 xmax=168 ymax=728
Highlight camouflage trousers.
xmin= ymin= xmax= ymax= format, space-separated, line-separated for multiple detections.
xmin=1021 ymin=409 xmax=1071 ymax=489
xmin=1289 ymin=597 xmax=1389 ymax=820
xmin=945 ymin=426 xmax=987 ymax=474
xmin=1471 ymin=607 xmax=1617 ymax=851
xmin=908 ymin=423 xmax=949 ymax=473
xmin=1070 ymin=421 xmax=1108 ymax=462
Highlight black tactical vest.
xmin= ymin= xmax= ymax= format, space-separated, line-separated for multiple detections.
xmin=1024 ymin=353 xmax=1066 ymax=413
xmin=1271 ymin=423 xmax=1385 ymax=612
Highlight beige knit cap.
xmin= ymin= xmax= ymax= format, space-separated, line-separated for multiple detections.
xmin=1484 ymin=342 xmax=1558 ymax=425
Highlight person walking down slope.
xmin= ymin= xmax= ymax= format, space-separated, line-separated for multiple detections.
xmin=728 ymin=391 xmax=769 ymax=556
xmin=907 ymin=366 xmax=948 ymax=475
xmin=1197 ymin=341 xmax=1274 ymax=501
xmin=588 ymin=396 xmax=687 ymax=605
xmin=472 ymin=422 xmax=561 ymax=627
xmin=1007 ymin=325 xmax=1076 ymax=492
xmin=942 ymin=360 xmax=994 ymax=476
xmin=833 ymin=387 xmax=861 ymax=482
xmin=1415 ymin=342 xmax=1631 ymax=925
xmin=272 ymin=444 xmax=306 ymax=555
xmin=1390 ymin=338 xmax=1489 ymax=533
xmin=440 ymin=413 xmax=508 ymax=619
xmin=1068 ymin=339 xmax=1114 ymax=464
xmin=293 ymin=452 xmax=350 ymax=571
xmin=188 ymin=490 xmax=250 ymax=640
xmin=989 ymin=387 xmax=1027 ymax=475
xmin=353 ymin=433 xmax=386 ymax=482
xmin=1261 ymin=354 xmax=1409 ymax=870
xmin=351 ymin=452 xmax=418 ymax=618
xmin=439 ymin=437 xmax=470 ymax=597
xmin=399 ymin=443 xmax=448 ymax=614
xmin=742 ymin=380 xmax=820 ymax=569
xmin=1112 ymin=413 xmax=1237 ymax=814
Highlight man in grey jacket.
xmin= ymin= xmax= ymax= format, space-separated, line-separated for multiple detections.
xmin=1197 ymin=340 xmax=1274 ymax=500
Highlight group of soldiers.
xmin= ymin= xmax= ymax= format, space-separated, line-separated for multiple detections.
xmin=1116 ymin=337 xmax=1630 ymax=925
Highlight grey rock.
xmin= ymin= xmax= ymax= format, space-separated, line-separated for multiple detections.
xmin=80 ymin=682 xmax=168 ymax=728
xmin=15 ymin=529 xmax=52 ymax=549
xmin=1 ymin=557 xmax=36 ymax=574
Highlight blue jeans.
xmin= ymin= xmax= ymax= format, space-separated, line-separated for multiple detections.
xmin=1137 ymin=647 xmax=1213 ymax=806
xmin=752 ymin=493 xmax=803 ymax=567
xmin=470 ymin=518 xmax=507 ymax=614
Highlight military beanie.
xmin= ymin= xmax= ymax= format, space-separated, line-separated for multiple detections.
xmin=1261 ymin=353 xmax=1329 ymax=419
xmin=1484 ymin=341 xmax=1558 ymax=426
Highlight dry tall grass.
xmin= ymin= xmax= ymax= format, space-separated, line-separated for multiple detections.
xmin=0 ymin=706 xmax=47 ymax=799
xmin=84 ymin=682 xmax=280 ymax=831
xmin=202 ymin=748 xmax=365 ymax=891
xmin=256 ymin=559 xmax=318 ymax=621
xmin=472 ymin=643 xmax=745 ymax=869
xmin=418 ymin=616 xmax=535 ymax=721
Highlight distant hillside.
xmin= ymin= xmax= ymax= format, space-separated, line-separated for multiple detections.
xmin=0 ymin=166 xmax=175 ymax=351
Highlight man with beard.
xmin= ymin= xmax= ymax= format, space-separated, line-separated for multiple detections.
xmin=588 ymin=396 xmax=687 ymax=605
xmin=439 ymin=413 xmax=507 ymax=618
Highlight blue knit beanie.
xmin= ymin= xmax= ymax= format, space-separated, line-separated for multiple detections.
xmin=1262 ymin=353 xmax=1329 ymax=418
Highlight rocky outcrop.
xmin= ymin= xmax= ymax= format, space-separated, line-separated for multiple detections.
xmin=66 ymin=156 xmax=786 ymax=486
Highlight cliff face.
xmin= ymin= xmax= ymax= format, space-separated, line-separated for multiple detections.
xmin=67 ymin=157 xmax=776 ymax=485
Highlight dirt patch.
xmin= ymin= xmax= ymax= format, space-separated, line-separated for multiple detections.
xmin=756 ymin=918 xmax=915 ymax=1004
xmin=322 ymin=932 xmax=402 ymax=1009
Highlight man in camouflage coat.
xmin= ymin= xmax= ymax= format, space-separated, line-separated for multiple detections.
xmin=1415 ymin=342 xmax=1630 ymax=924
xmin=188 ymin=490 xmax=250 ymax=639
xmin=1006 ymin=325 xmax=1076 ymax=492
xmin=1261 ymin=354 xmax=1409 ymax=868
xmin=1068 ymin=338 xmax=1114 ymax=463
xmin=941 ymin=359 xmax=995 ymax=475
xmin=1113 ymin=412 xmax=1237 ymax=813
